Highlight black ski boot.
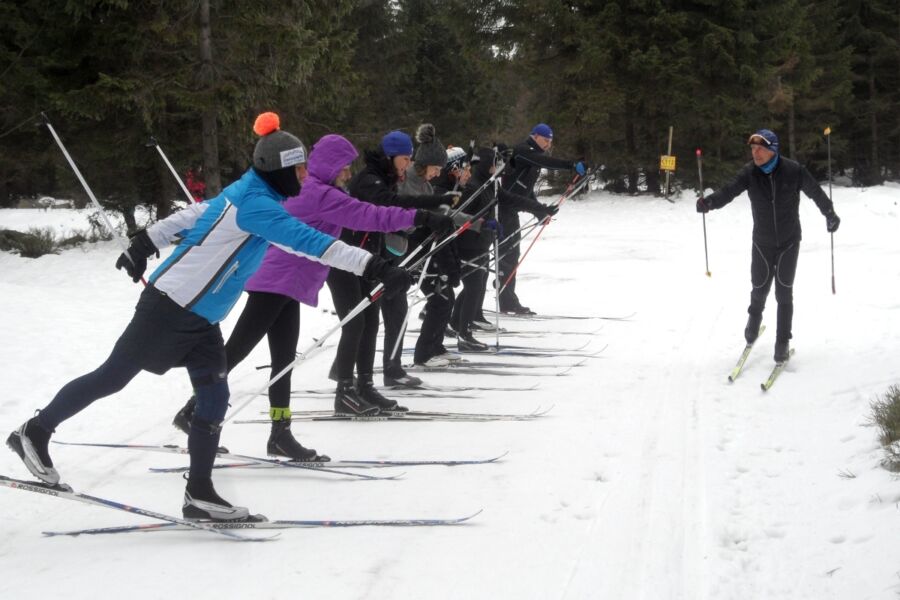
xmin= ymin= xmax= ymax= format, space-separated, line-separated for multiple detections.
xmin=182 ymin=476 xmax=253 ymax=521
xmin=457 ymin=330 xmax=490 ymax=352
xmin=334 ymin=378 xmax=380 ymax=416
xmin=774 ymin=339 xmax=791 ymax=363
xmin=7 ymin=416 xmax=59 ymax=485
xmin=382 ymin=367 xmax=422 ymax=389
xmin=358 ymin=374 xmax=408 ymax=414
xmin=172 ymin=395 xmax=196 ymax=435
xmin=744 ymin=312 xmax=763 ymax=345
xmin=267 ymin=418 xmax=329 ymax=462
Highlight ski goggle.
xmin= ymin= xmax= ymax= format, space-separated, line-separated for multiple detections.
xmin=747 ymin=134 xmax=773 ymax=147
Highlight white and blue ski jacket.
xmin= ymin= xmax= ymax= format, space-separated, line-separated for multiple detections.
xmin=145 ymin=168 xmax=372 ymax=324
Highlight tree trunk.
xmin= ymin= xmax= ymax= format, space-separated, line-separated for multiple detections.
xmin=867 ymin=56 xmax=882 ymax=184
xmin=788 ymin=101 xmax=796 ymax=159
xmin=199 ymin=0 xmax=222 ymax=195
xmin=625 ymin=106 xmax=638 ymax=194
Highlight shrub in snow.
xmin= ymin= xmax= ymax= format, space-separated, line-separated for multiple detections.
xmin=870 ymin=384 xmax=900 ymax=472
xmin=17 ymin=227 xmax=59 ymax=258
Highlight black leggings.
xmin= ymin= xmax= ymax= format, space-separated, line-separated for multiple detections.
xmin=749 ymin=242 xmax=800 ymax=343
xmin=326 ymin=269 xmax=380 ymax=380
xmin=224 ymin=291 xmax=300 ymax=409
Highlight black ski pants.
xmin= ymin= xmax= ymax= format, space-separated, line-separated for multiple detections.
xmin=326 ymin=269 xmax=380 ymax=380
xmin=453 ymin=247 xmax=489 ymax=334
xmin=497 ymin=211 xmax=522 ymax=310
xmin=748 ymin=241 xmax=800 ymax=343
xmin=381 ymin=289 xmax=407 ymax=374
xmin=415 ymin=279 xmax=455 ymax=363
xmin=224 ymin=291 xmax=299 ymax=410
xmin=37 ymin=286 xmax=228 ymax=480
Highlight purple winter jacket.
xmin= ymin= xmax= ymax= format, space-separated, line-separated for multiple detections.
xmin=244 ymin=134 xmax=417 ymax=306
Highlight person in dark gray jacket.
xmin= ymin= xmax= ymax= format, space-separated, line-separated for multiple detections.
xmin=697 ymin=129 xmax=840 ymax=362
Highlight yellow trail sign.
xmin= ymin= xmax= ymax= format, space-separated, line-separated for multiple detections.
xmin=660 ymin=155 xmax=677 ymax=172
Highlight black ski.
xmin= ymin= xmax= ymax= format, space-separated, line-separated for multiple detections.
xmin=235 ymin=406 xmax=552 ymax=423
xmin=0 ymin=474 xmax=274 ymax=542
xmin=149 ymin=451 xmax=509 ymax=473
xmin=51 ymin=442 xmax=402 ymax=481
xmin=43 ymin=510 xmax=482 ymax=537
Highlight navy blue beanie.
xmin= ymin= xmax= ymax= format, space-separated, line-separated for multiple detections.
xmin=531 ymin=123 xmax=554 ymax=139
xmin=748 ymin=129 xmax=779 ymax=154
xmin=381 ymin=130 xmax=414 ymax=157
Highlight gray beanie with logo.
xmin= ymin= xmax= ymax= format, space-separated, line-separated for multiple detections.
xmin=413 ymin=123 xmax=448 ymax=167
xmin=252 ymin=112 xmax=307 ymax=172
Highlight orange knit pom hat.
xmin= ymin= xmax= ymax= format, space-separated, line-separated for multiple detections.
xmin=252 ymin=112 xmax=307 ymax=172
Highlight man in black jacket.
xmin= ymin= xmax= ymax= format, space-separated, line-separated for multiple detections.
xmin=697 ymin=129 xmax=841 ymax=362
xmin=499 ymin=123 xmax=585 ymax=314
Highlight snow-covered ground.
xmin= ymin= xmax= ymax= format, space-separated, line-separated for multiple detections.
xmin=0 ymin=183 xmax=898 ymax=599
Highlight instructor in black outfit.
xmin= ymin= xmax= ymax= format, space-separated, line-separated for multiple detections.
xmin=499 ymin=123 xmax=584 ymax=314
xmin=697 ymin=129 xmax=841 ymax=362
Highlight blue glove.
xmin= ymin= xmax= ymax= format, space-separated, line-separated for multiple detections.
xmin=574 ymin=162 xmax=586 ymax=177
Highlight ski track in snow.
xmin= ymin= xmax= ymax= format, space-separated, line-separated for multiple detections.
xmin=1 ymin=184 xmax=900 ymax=599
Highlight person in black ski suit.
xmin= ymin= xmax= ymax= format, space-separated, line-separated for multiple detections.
xmin=499 ymin=123 xmax=585 ymax=314
xmin=328 ymin=130 xmax=457 ymax=412
xmin=454 ymin=146 xmax=557 ymax=347
xmin=696 ymin=129 xmax=840 ymax=362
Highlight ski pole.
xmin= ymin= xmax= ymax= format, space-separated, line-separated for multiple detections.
xmin=498 ymin=171 xmax=592 ymax=295
xmin=41 ymin=113 xmax=147 ymax=285
xmin=825 ymin=127 xmax=835 ymax=294
xmin=492 ymin=180 xmax=502 ymax=348
xmin=147 ymin=137 xmax=196 ymax=204
xmin=697 ymin=148 xmax=711 ymax=277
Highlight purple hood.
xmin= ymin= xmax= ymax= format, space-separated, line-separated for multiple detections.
xmin=244 ymin=134 xmax=418 ymax=306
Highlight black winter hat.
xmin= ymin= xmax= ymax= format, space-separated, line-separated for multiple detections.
xmin=413 ymin=124 xmax=448 ymax=167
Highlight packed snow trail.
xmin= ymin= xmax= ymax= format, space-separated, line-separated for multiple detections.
xmin=1 ymin=185 xmax=899 ymax=599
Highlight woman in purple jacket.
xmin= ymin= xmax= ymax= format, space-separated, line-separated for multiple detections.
xmin=172 ymin=134 xmax=451 ymax=461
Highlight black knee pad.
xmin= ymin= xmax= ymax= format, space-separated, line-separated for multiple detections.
xmin=191 ymin=371 xmax=230 ymax=425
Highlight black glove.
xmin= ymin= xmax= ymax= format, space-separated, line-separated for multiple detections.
xmin=363 ymin=255 xmax=413 ymax=299
xmin=414 ymin=209 xmax=454 ymax=235
xmin=115 ymin=230 xmax=159 ymax=283
xmin=440 ymin=191 xmax=462 ymax=208
xmin=530 ymin=203 xmax=558 ymax=220
xmin=447 ymin=270 xmax=461 ymax=288
xmin=826 ymin=211 xmax=840 ymax=233
xmin=696 ymin=197 xmax=711 ymax=213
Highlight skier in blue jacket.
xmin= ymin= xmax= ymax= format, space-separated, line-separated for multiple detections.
xmin=6 ymin=113 xmax=410 ymax=521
